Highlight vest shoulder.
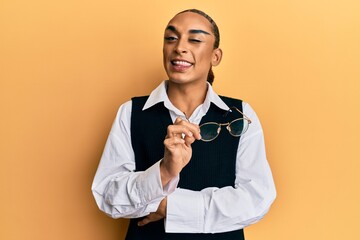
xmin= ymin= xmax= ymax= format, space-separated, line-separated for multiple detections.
xmin=219 ymin=95 xmax=243 ymax=105
xmin=131 ymin=96 xmax=149 ymax=106
xmin=131 ymin=96 xmax=149 ymax=102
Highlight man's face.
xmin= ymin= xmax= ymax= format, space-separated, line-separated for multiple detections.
xmin=163 ymin=12 xmax=221 ymax=84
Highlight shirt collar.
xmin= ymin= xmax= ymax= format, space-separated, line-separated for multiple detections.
xmin=143 ymin=81 xmax=230 ymax=113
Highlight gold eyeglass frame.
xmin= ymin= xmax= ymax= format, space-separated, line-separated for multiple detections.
xmin=199 ymin=106 xmax=252 ymax=142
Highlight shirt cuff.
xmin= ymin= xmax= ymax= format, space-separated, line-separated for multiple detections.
xmin=165 ymin=188 xmax=204 ymax=233
xmin=137 ymin=160 xmax=179 ymax=213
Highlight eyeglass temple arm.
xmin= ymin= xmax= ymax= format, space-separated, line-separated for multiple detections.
xmin=229 ymin=106 xmax=252 ymax=124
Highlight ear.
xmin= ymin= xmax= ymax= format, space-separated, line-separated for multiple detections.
xmin=211 ymin=48 xmax=223 ymax=66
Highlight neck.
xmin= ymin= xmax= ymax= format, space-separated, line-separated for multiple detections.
xmin=167 ymin=80 xmax=208 ymax=118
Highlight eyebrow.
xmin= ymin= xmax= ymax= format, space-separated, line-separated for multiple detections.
xmin=166 ymin=25 xmax=211 ymax=35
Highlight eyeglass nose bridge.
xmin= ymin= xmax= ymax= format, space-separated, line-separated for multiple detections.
xmin=207 ymin=122 xmax=228 ymax=141
xmin=218 ymin=122 xmax=230 ymax=132
xmin=223 ymin=120 xmax=244 ymax=137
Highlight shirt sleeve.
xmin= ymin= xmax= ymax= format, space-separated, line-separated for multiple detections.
xmin=91 ymin=101 xmax=179 ymax=219
xmin=165 ymin=102 xmax=276 ymax=233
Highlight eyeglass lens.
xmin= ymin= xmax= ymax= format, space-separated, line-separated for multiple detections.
xmin=200 ymin=119 xmax=249 ymax=141
xmin=199 ymin=123 xmax=220 ymax=142
xmin=228 ymin=119 xmax=248 ymax=136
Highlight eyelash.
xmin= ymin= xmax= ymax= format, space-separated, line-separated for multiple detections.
xmin=164 ymin=37 xmax=202 ymax=43
xmin=164 ymin=36 xmax=178 ymax=41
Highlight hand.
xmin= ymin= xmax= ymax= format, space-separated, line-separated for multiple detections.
xmin=161 ymin=117 xmax=201 ymax=186
xmin=138 ymin=198 xmax=167 ymax=227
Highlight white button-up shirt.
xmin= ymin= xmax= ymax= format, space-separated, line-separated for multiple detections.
xmin=92 ymin=81 xmax=276 ymax=233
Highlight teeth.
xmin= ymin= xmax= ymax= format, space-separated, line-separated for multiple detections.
xmin=172 ymin=60 xmax=192 ymax=66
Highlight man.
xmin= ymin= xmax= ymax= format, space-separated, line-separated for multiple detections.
xmin=92 ymin=9 xmax=276 ymax=240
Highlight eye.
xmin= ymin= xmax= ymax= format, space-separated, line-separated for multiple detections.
xmin=164 ymin=36 xmax=178 ymax=42
xmin=189 ymin=39 xmax=202 ymax=43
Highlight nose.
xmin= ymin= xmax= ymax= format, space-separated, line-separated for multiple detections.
xmin=174 ymin=38 xmax=188 ymax=54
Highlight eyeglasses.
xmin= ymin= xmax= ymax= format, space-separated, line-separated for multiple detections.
xmin=199 ymin=107 xmax=252 ymax=142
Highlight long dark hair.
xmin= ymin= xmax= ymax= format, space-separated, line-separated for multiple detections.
xmin=177 ymin=9 xmax=220 ymax=85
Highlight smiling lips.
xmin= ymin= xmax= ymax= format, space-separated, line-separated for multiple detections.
xmin=171 ymin=60 xmax=193 ymax=72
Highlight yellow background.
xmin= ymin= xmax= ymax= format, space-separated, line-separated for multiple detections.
xmin=1 ymin=0 xmax=359 ymax=239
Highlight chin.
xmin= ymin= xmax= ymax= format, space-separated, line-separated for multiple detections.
xmin=168 ymin=77 xmax=205 ymax=86
xmin=168 ymin=78 xmax=189 ymax=84
xmin=167 ymin=73 xmax=190 ymax=83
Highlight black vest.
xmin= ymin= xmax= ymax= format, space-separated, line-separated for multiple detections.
xmin=126 ymin=96 xmax=245 ymax=240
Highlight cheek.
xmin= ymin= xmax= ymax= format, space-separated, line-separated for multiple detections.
xmin=163 ymin=45 xmax=172 ymax=56
xmin=196 ymin=51 xmax=214 ymax=66
xmin=196 ymin=46 xmax=214 ymax=59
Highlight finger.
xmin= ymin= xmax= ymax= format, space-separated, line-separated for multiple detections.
xmin=137 ymin=217 xmax=149 ymax=226
xmin=167 ymin=125 xmax=194 ymax=139
xmin=164 ymin=133 xmax=195 ymax=148
xmin=183 ymin=134 xmax=196 ymax=146
xmin=174 ymin=120 xmax=201 ymax=140
xmin=138 ymin=213 xmax=163 ymax=227
xmin=174 ymin=117 xmax=183 ymax=124
xmin=167 ymin=134 xmax=195 ymax=147
xmin=164 ymin=137 xmax=185 ymax=147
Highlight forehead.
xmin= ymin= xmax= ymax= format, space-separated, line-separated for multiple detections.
xmin=166 ymin=12 xmax=213 ymax=33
